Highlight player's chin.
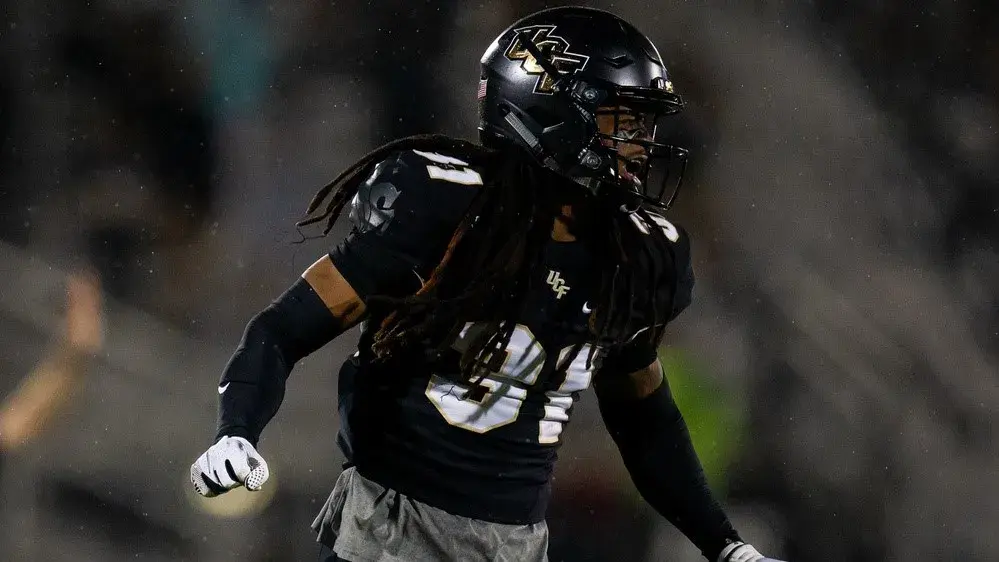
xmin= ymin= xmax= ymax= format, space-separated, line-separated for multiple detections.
xmin=615 ymin=166 xmax=644 ymax=193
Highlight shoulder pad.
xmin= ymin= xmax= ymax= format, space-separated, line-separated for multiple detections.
xmin=349 ymin=150 xmax=483 ymax=234
xmin=625 ymin=209 xmax=694 ymax=321
xmin=349 ymin=152 xmax=410 ymax=234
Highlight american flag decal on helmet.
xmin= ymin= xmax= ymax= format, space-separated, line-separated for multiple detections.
xmin=477 ymin=79 xmax=488 ymax=100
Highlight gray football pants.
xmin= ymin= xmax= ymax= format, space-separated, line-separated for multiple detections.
xmin=312 ymin=466 xmax=549 ymax=562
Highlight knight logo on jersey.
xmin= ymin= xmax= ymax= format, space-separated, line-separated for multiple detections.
xmin=546 ymin=270 xmax=570 ymax=299
xmin=505 ymin=25 xmax=589 ymax=94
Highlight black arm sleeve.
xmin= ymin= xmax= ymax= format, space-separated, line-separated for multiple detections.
xmin=215 ymin=278 xmax=341 ymax=445
xmin=596 ymin=372 xmax=741 ymax=561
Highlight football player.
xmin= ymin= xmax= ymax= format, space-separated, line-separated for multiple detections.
xmin=191 ymin=7 xmax=785 ymax=562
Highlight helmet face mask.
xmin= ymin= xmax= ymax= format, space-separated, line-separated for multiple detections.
xmin=594 ymin=104 xmax=689 ymax=209
xmin=479 ymin=7 xmax=689 ymax=210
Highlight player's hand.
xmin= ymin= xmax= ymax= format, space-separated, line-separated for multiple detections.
xmin=190 ymin=436 xmax=269 ymax=497
xmin=718 ymin=542 xmax=787 ymax=562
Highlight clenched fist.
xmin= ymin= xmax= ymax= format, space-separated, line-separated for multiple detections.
xmin=191 ymin=436 xmax=269 ymax=497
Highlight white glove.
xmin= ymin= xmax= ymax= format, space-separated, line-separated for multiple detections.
xmin=190 ymin=436 xmax=269 ymax=497
xmin=718 ymin=542 xmax=787 ymax=562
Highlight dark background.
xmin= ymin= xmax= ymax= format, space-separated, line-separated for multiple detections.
xmin=1 ymin=1 xmax=996 ymax=560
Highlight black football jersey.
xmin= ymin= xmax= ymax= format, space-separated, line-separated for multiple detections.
xmin=328 ymin=148 xmax=693 ymax=524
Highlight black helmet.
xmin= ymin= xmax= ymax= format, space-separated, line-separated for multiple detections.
xmin=479 ymin=6 xmax=688 ymax=209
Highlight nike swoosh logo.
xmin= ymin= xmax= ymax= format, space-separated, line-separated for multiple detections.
xmin=218 ymin=382 xmax=230 ymax=395
xmin=582 ymin=302 xmax=593 ymax=314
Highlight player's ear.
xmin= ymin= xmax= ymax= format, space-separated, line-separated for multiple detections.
xmin=303 ymin=255 xmax=367 ymax=329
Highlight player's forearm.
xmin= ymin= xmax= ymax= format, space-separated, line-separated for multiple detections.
xmin=598 ymin=380 xmax=741 ymax=560
xmin=623 ymin=416 xmax=741 ymax=560
xmin=214 ymin=315 xmax=293 ymax=446
xmin=216 ymin=278 xmax=344 ymax=445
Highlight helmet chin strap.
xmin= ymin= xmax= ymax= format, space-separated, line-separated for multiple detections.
xmin=502 ymin=111 xmax=540 ymax=150
xmin=569 ymin=175 xmax=602 ymax=196
xmin=502 ymin=110 xmax=560 ymax=170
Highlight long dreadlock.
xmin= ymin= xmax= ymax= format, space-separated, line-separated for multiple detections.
xmin=298 ymin=134 xmax=672 ymax=382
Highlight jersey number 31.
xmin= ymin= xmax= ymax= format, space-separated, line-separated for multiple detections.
xmin=425 ymin=323 xmax=595 ymax=444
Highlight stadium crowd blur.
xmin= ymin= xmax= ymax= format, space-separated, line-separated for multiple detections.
xmin=1 ymin=1 xmax=996 ymax=560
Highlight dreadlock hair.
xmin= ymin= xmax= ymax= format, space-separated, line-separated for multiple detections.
xmin=298 ymin=134 xmax=674 ymax=383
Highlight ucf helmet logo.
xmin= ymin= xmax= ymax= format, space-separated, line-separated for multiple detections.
xmin=505 ymin=25 xmax=589 ymax=95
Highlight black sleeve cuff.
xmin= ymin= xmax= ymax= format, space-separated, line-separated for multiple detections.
xmin=215 ymin=425 xmax=256 ymax=445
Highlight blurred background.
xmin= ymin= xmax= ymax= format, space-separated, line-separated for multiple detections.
xmin=0 ymin=1 xmax=996 ymax=560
